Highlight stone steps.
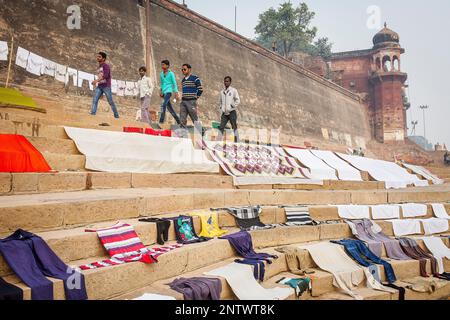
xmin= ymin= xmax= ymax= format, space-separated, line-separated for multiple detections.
xmin=2 ymin=186 xmax=449 ymax=235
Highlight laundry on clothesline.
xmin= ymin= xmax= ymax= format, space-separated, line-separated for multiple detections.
xmin=0 ymin=41 xmax=8 ymax=61
xmin=54 ymin=63 xmax=67 ymax=82
xmin=40 ymin=58 xmax=57 ymax=77
xmin=15 ymin=47 xmax=29 ymax=69
xmin=26 ymin=52 xmax=44 ymax=76
xmin=77 ymin=71 xmax=95 ymax=90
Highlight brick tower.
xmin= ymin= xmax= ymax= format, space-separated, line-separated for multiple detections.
xmin=329 ymin=23 xmax=409 ymax=143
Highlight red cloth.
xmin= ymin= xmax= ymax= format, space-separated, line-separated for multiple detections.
xmin=0 ymin=134 xmax=51 ymax=172
xmin=123 ymin=127 xmax=144 ymax=133
xmin=144 ymin=128 xmax=172 ymax=137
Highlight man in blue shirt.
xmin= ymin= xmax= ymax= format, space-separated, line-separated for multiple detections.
xmin=180 ymin=63 xmax=203 ymax=129
xmin=159 ymin=60 xmax=181 ymax=125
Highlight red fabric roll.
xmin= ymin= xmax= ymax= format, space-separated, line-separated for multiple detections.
xmin=0 ymin=134 xmax=51 ymax=172
xmin=144 ymin=128 xmax=172 ymax=137
xmin=123 ymin=127 xmax=144 ymax=133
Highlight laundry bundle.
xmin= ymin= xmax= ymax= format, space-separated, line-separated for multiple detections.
xmin=216 ymin=205 xmax=274 ymax=231
xmin=188 ymin=212 xmax=228 ymax=238
xmin=166 ymin=216 xmax=210 ymax=245
xmin=219 ymin=231 xmax=277 ymax=262
xmin=398 ymin=237 xmax=439 ymax=277
xmin=168 ymin=277 xmax=222 ymax=300
xmin=138 ymin=217 xmax=171 ymax=245
xmin=279 ymin=205 xmax=317 ymax=226
xmin=79 ymin=222 xmax=182 ymax=270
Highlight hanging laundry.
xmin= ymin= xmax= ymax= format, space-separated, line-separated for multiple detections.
xmin=431 ymin=204 xmax=450 ymax=219
xmin=420 ymin=218 xmax=449 ymax=235
xmin=138 ymin=217 xmax=171 ymax=245
xmin=168 ymin=277 xmax=222 ymax=300
xmin=370 ymin=204 xmax=400 ymax=220
xmin=337 ymin=205 xmax=370 ymax=220
xmin=0 ymin=277 xmax=23 ymax=300
xmin=188 ymin=212 xmax=227 ymax=238
xmin=0 ymin=134 xmax=51 ymax=172
xmin=215 ymin=205 xmax=274 ymax=231
xmin=125 ymin=81 xmax=136 ymax=96
xmin=77 ymin=71 xmax=95 ymax=90
xmin=0 ymin=41 xmax=8 ymax=61
xmin=25 ymin=52 xmax=44 ymax=76
xmin=280 ymin=205 xmax=316 ymax=226
xmin=388 ymin=219 xmax=422 ymax=237
xmin=54 ymin=63 xmax=67 ymax=83
xmin=421 ymin=236 xmax=450 ymax=274
xmin=276 ymin=277 xmax=311 ymax=298
xmin=0 ymin=229 xmax=88 ymax=300
xmin=169 ymin=216 xmax=210 ymax=244
xmin=40 ymin=58 xmax=57 ymax=77
xmin=219 ymin=231 xmax=277 ymax=262
xmin=65 ymin=67 xmax=78 ymax=86
xmin=15 ymin=47 xmax=29 ymax=69
xmin=400 ymin=203 xmax=428 ymax=218
xmin=204 ymin=263 xmax=292 ymax=300
xmin=235 ymin=259 xmax=265 ymax=281
xmin=132 ymin=293 xmax=176 ymax=300
xmin=111 ymin=79 xmax=118 ymax=94
xmin=398 ymin=237 xmax=437 ymax=277
xmin=116 ymin=80 xmax=126 ymax=96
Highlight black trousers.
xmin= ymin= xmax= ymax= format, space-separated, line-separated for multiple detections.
xmin=218 ymin=110 xmax=239 ymax=142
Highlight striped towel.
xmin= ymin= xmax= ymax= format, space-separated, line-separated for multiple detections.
xmin=224 ymin=206 xmax=262 ymax=219
xmin=280 ymin=206 xmax=316 ymax=226
xmin=79 ymin=222 xmax=183 ymax=270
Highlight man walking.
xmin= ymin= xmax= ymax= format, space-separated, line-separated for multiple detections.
xmin=180 ymin=63 xmax=203 ymax=132
xmin=159 ymin=60 xmax=181 ymax=126
xmin=90 ymin=52 xmax=119 ymax=118
xmin=218 ymin=76 xmax=240 ymax=142
xmin=137 ymin=66 xmax=154 ymax=125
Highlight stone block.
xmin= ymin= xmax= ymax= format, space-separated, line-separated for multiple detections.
xmin=38 ymin=172 xmax=87 ymax=192
xmin=0 ymin=173 xmax=11 ymax=193
xmin=12 ymin=173 xmax=39 ymax=193
xmin=89 ymin=172 xmax=132 ymax=189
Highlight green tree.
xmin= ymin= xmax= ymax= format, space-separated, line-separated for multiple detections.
xmin=306 ymin=37 xmax=333 ymax=60
xmin=255 ymin=2 xmax=317 ymax=58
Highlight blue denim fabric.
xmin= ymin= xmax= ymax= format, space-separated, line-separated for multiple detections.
xmin=90 ymin=87 xmax=119 ymax=118
xmin=159 ymin=93 xmax=180 ymax=124
xmin=332 ymin=239 xmax=397 ymax=283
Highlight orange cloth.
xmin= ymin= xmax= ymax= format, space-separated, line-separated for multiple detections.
xmin=0 ymin=134 xmax=51 ymax=172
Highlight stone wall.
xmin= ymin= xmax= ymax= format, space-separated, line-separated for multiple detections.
xmin=0 ymin=0 xmax=371 ymax=147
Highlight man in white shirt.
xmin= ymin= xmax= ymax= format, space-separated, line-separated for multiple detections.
xmin=137 ymin=66 xmax=154 ymax=124
xmin=218 ymin=76 xmax=240 ymax=142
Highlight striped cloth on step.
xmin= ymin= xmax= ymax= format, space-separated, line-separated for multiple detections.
xmin=279 ymin=206 xmax=316 ymax=226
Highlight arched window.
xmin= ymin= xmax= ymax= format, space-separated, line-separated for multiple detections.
xmin=393 ymin=56 xmax=400 ymax=71
xmin=382 ymin=56 xmax=391 ymax=71
xmin=375 ymin=57 xmax=381 ymax=70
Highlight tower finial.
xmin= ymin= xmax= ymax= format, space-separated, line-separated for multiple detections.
xmin=384 ymin=22 xmax=387 ymax=28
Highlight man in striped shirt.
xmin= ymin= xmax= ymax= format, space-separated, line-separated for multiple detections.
xmin=180 ymin=63 xmax=203 ymax=129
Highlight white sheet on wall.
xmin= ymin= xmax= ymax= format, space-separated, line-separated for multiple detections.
xmin=125 ymin=81 xmax=136 ymax=96
xmin=66 ymin=67 xmax=78 ymax=86
xmin=111 ymin=79 xmax=118 ymax=94
xmin=310 ymin=150 xmax=363 ymax=181
xmin=284 ymin=148 xmax=338 ymax=180
xmin=116 ymin=80 xmax=126 ymax=96
xmin=40 ymin=58 xmax=57 ymax=77
xmin=15 ymin=47 xmax=29 ymax=69
xmin=26 ymin=52 xmax=44 ymax=76
xmin=55 ymin=63 xmax=67 ymax=83
xmin=77 ymin=71 xmax=95 ymax=90
xmin=0 ymin=41 xmax=8 ymax=61
xmin=64 ymin=126 xmax=219 ymax=174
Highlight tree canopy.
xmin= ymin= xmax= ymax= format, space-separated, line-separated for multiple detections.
xmin=254 ymin=2 xmax=332 ymax=60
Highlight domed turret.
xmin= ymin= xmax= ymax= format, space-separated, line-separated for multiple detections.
xmin=373 ymin=23 xmax=400 ymax=49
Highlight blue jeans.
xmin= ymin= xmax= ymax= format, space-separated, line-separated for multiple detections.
xmin=332 ymin=239 xmax=397 ymax=284
xmin=90 ymin=87 xmax=119 ymax=118
xmin=159 ymin=93 xmax=180 ymax=124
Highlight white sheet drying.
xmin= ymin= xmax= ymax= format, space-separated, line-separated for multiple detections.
xmin=15 ymin=47 xmax=29 ymax=69
xmin=64 ymin=126 xmax=219 ymax=174
xmin=26 ymin=52 xmax=44 ymax=76
xmin=116 ymin=80 xmax=126 ymax=96
xmin=337 ymin=205 xmax=370 ymax=220
xmin=40 ymin=58 xmax=57 ymax=77
xmin=55 ymin=64 xmax=67 ymax=82
xmin=388 ymin=219 xmax=421 ymax=237
xmin=371 ymin=205 xmax=400 ymax=220
xmin=66 ymin=67 xmax=78 ymax=86
xmin=310 ymin=150 xmax=362 ymax=181
xmin=420 ymin=218 xmax=449 ymax=235
xmin=284 ymin=148 xmax=338 ymax=180
xmin=204 ymin=263 xmax=292 ymax=300
xmin=232 ymin=176 xmax=323 ymax=186
xmin=402 ymin=163 xmax=444 ymax=185
xmin=400 ymin=203 xmax=428 ymax=218
xmin=0 ymin=41 xmax=8 ymax=61
xmin=431 ymin=204 xmax=450 ymax=219
xmin=77 ymin=71 xmax=95 ymax=90
xmin=421 ymin=236 xmax=450 ymax=274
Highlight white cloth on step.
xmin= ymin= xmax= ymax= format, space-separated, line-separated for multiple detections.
xmin=64 ymin=126 xmax=219 ymax=174
xmin=420 ymin=218 xmax=449 ymax=235
xmin=388 ymin=219 xmax=421 ymax=237
xmin=402 ymin=163 xmax=444 ymax=185
xmin=40 ymin=58 xmax=57 ymax=77
xmin=132 ymin=293 xmax=176 ymax=300
xmin=298 ymin=242 xmax=365 ymax=300
xmin=204 ymin=263 xmax=292 ymax=300
xmin=371 ymin=205 xmax=400 ymax=220
xmin=421 ymin=236 xmax=450 ymax=274
xmin=26 ymin=52 xmax=44 ymax=76
xmin=15 ymin=47 xmax=29 ymax=69
xmin=55 ymin=64 xmax=67 ymax=83
xmin=337 ymin=205 xmax=370 ymax=220
xmin=310 ymin=150 xmax=363 ymax=181
xmin=400 ymin=203 xmax=428 ymax=218
xmin=284 ymin=148 xmax=338 ymax=180
xmin=77 ymin=71 xmax=95 ymax=90
xmin=66 ymin=67 xmax=78 ymax=86
xmin=0 ymin=41 xmax=8 ymax=61
xmin=431 ymin=204 xmax=450 ymax=219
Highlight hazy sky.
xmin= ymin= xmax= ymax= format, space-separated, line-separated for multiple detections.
xmin=174 ymin=0 xmax=450 ymax=147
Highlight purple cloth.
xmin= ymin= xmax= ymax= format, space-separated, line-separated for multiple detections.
xmin=352 ymin=219 xmax=411 ymax=260
xmin=97 ymin=62 xmax=112 ymax=88
xmin=219 ymin=231 xmax=277 ymax=262
xmin=0 ymin=229 xmax=88 ymax=300
xmin=168 ymin=277 xmax=222 ymax=300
